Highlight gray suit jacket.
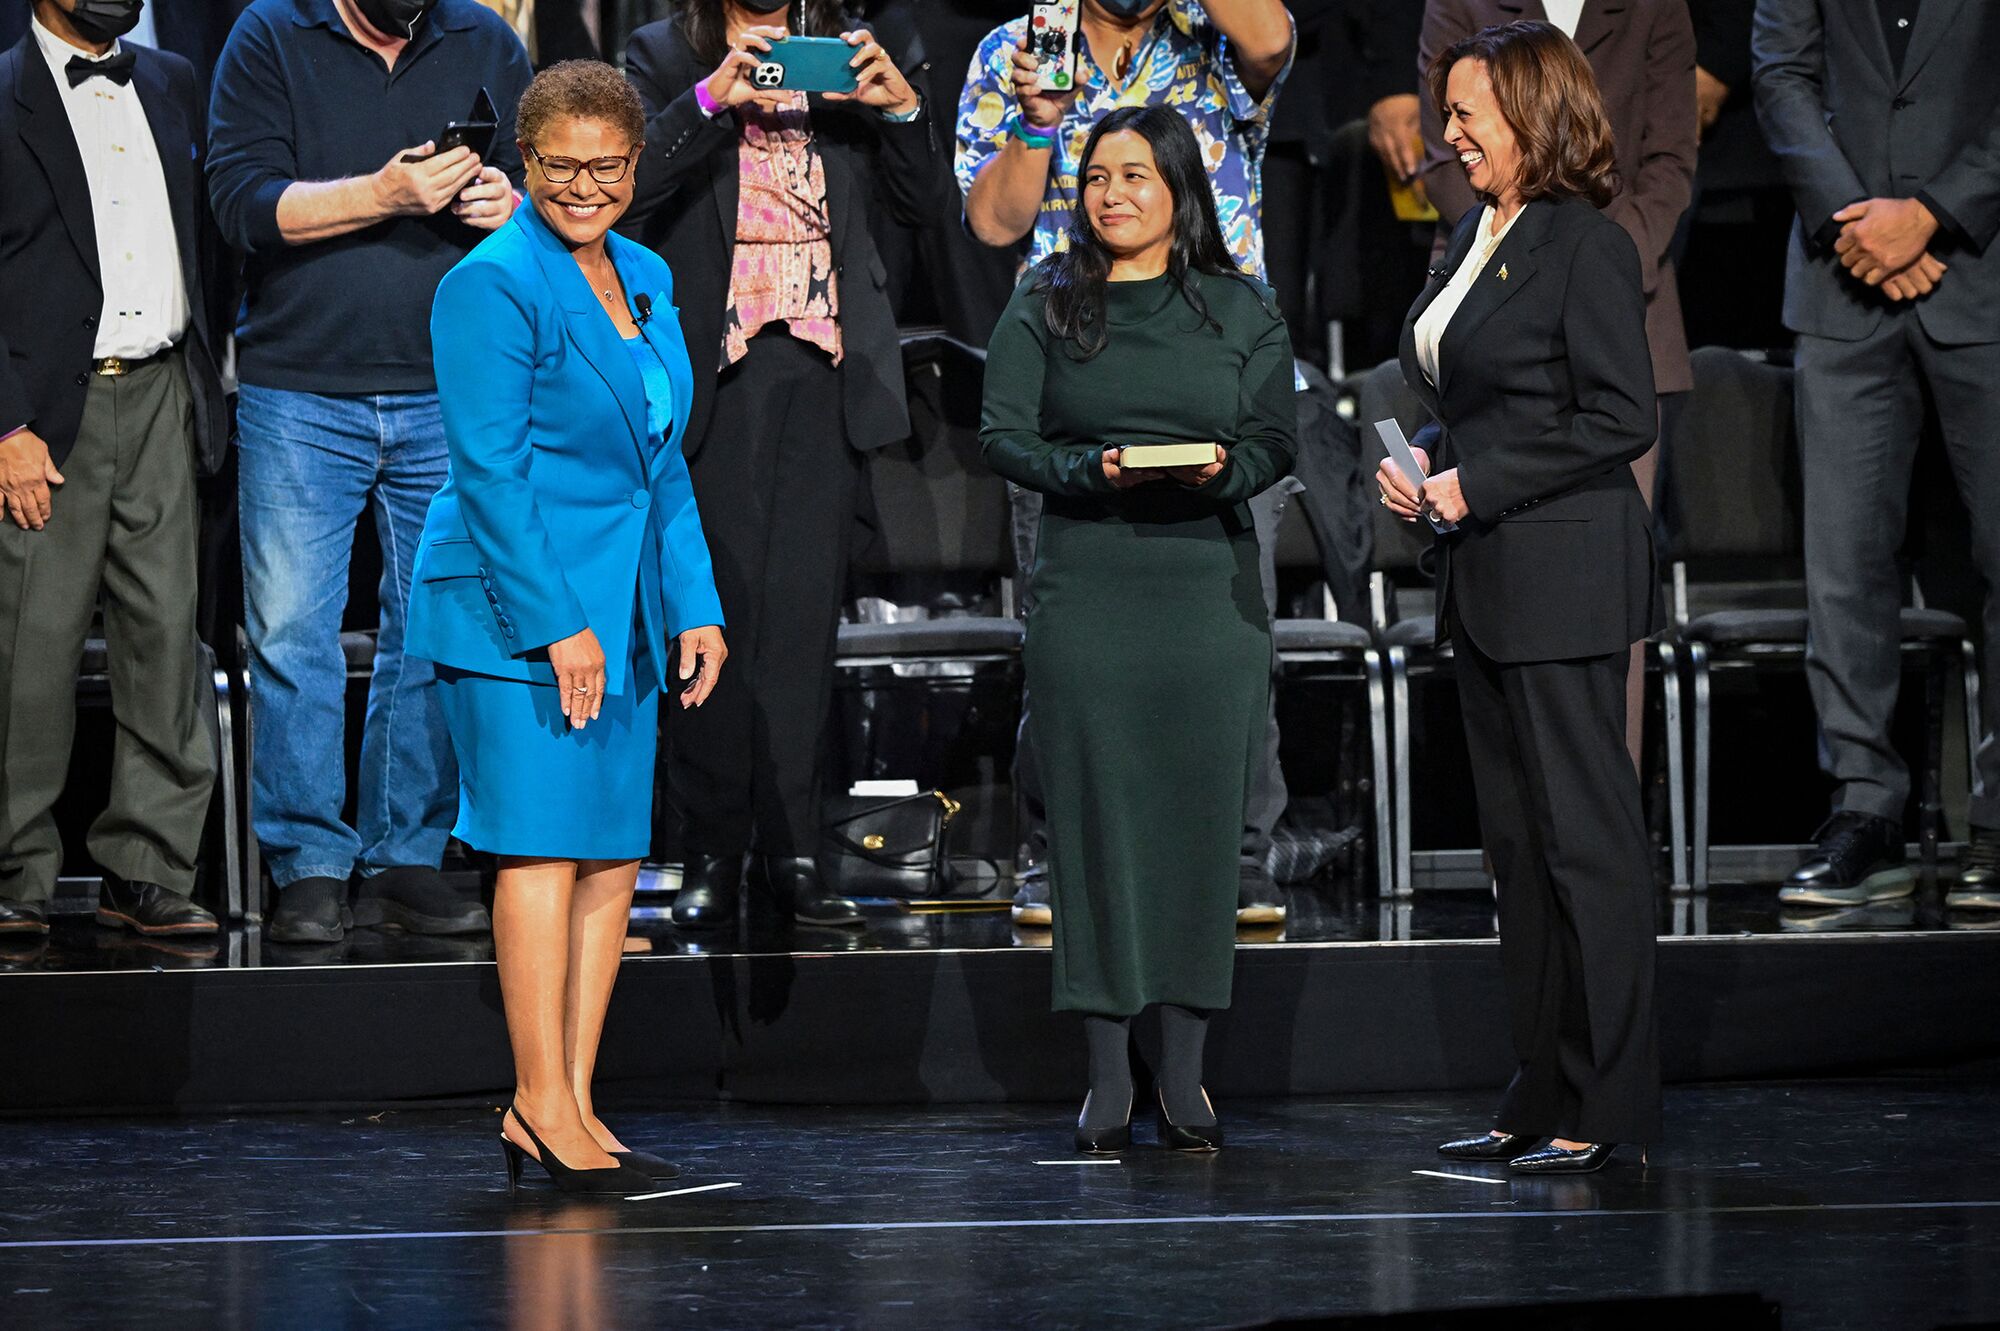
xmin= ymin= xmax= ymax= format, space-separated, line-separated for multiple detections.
xmin=1752 ymin=0 xmax=2000 ymax=344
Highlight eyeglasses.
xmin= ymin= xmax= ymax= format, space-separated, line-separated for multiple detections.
xmin=526 ymin=147 xmax=634 ymax=185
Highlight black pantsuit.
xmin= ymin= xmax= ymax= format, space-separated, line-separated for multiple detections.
xmin=1452 ymin=609 xmax=1660 ymax=1143
xmin=1402 ymin=197 xmax=1663 ymax=1144
xmin=669 ymin=333 xmax=859 ymax=856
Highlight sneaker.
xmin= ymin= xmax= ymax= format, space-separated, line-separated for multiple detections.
xmin=1948 ymin=827 xmax=2000 ymax=911
xmin=352 ymin=866 xmax=491 ymax=935
xmin=1778 ymin=812 xmax=1915 ymax=907
xmin=1011 ymin=862 xmax=1051 ymax=927
xmin=268 ymin=876 xmax=352 ymax=944
xmin=1236 ymin=862 xmax=1286 ymax=926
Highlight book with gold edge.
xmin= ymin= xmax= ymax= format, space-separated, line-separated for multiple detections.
xmin=1117 ymin=442 xmax=1220 ymax=470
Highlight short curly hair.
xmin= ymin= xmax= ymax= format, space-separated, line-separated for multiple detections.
xmin=516 ymin=59 xmax=645 ymax=152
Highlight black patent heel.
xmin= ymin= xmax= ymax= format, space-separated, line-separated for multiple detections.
xmin=1074 ymin=1090 xmax=1134 ymax=1155
xmin=500 ymin=1135 xmax=528 ymax=1195
xmin=1155 ymin=1087 xmax=1223 ymax=1153
xmin=503 ymin=1103 xmax=652 ymax=1196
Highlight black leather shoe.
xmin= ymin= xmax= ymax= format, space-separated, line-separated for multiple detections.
xmin=612 ymin=1149 xmax=681 ymax=1182
xmin=1155 ymin=1087 xmax=1223 ymax=1153
xmin=97 ymin=874 xmax=218 ymax=935
xmin=766 ymin=857 xmax=863 ymax=927
xmin=1509 ymin=1142 xmax=1619 ymax=1174
xmin=268 ymin=876 xmax=351 ymax=943
xmin=1780 ymin=811 xmax=1913 ymax=906
xmin=1439 ymin=1131 xmax=1544 ymax=1161
xmin=672 ymin=853 xmax=744 ymax=929
xmin=1075 ymin=1090 xmax=1134 ymax=1155
xmin=0 ymin=897 xmax=49 ymax=935
xmin=353 ymin=865 xmax=490 ymax=935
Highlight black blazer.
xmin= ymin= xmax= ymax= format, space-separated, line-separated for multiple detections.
xmin=618 ymin=19 xmax=953 ymax=457
xmin=0 ymin=35 xmax=228 ymax=474
xmin=1399 ymin=197 xmax=1660 ymax=664
xmin=1753 ymin=0 xmax=2000 ymax=346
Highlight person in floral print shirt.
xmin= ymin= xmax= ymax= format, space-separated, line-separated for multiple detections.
xmin=955 ymin=0 xmax=1293 ymax=278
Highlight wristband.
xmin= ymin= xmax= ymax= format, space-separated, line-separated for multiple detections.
xmin=694 ymin=81 xmax=722 ymax=118
xmin=1009 ymin=118 xmax=1059 ymax=150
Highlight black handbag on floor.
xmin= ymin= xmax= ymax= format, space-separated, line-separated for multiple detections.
xmin=822 ymin=790 xmax=961 ymax=898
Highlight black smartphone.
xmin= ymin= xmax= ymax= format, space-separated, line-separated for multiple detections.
xmin=402 ymin=88 xmax=498 ymax=163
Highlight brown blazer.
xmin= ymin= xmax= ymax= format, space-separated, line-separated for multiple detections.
xmin=1418 ymin=0 xmax=1696 ymax=393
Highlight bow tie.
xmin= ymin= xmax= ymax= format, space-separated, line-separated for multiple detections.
xmin=66 ymin=50 xmax=137 ymax=88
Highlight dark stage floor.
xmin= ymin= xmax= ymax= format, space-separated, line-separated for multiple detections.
xmin=10 ymin=873 xmax=1997 ymax=975
xmin=1 ymin=1079 xmax=1995 ymax=1329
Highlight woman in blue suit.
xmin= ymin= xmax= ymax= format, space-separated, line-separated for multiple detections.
xmin=408 ymin=62 xmax=728 ymax=1197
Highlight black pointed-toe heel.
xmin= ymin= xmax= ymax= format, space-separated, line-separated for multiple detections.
xmin=503 ymin=1105 xmax=653 ymax=1196
xmin=501 ymin=1136 xmax=529 ymax=1195
xmin=1155 ymin=1088 xmax=1223 ymax=1153
xmin=1508 ymin=1141 xmax=1619 ymax=1174
xmin=612 ymin=1149 xmax=681 ymax=1183
xmin=1438 ymin=1131 xmax=1544 ymax=1161
xmin=1074 ymin=1091 xmax=1133 ymax=1155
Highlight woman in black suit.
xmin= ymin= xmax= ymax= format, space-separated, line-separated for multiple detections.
xmin=618 ymin=1 xmax=952 ymax=931
xmin=1377 ymin=20 xmax=1662 ymax=1174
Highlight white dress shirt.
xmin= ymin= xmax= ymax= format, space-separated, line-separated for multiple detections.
xmin=32 ymin=15 xmax=189 ymax=362
xmin=1414 ymin=204 xmax=1526 ymax=386
xmin=1542 ymin=0 xmax=1586 ymax=38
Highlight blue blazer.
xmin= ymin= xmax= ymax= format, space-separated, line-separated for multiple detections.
xmin=407 ymin=205 xmax=724 ymax=695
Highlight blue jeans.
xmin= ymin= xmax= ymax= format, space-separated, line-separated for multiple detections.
xmin=238 ymin=385 xmax=457 ymax=888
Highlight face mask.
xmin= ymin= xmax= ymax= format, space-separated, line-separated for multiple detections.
xmin=64 ymin=0 xmax=145 ymax=43
xmin=1093 ymin=0 xmax=1156 ymax=18
xmin=351 ymin=0 xmax=436 ymax=41
xmin=739 ymin=0 xmax=793 ymax=13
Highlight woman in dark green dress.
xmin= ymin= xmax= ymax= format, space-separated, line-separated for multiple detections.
xmin=979 ymin=106 xmax=1297 ymax=1154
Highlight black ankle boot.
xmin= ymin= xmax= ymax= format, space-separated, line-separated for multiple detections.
xmin=764 ymin=857 xmax=863 ymax=927
xmin=672 ymin=853 xmax=744 ymax=929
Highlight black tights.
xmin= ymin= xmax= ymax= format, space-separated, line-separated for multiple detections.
xmin=1079 ymin=1006 xmax=1216 ymax=1129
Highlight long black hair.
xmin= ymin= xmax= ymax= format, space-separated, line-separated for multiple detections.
xmin=1032 ymin=105 xmax=1246 ymax=360
xmin=675 ymin=0 xmax=848 ymax=67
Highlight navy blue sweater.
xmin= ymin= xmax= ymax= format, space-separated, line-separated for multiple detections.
xmin=207 ymin=0 xmax=530 ymax=394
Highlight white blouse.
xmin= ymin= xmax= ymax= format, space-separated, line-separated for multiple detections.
xmin=1414 ymin=204 xmax=1526 ymax=387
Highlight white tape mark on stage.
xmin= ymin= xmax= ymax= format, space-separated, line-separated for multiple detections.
xmin=1410 ymin=1170 xmax=1509 ymax=1186
xmin=627 ymin=1182 xmax=744 ymax=1202
xmin=1033 ymin=1159 xmax=1123 ymax=1166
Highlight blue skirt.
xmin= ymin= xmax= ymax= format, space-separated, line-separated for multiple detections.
xmin=434 ymin=656 xmax=659 ymax=861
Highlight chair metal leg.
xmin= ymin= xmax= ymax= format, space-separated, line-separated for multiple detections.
xmin=212 ymin=666 xmax=243 ymax=924
xmin=1963 ymin=637 xmax=1984 ymax=807
xmin=1363 ymin=647 xmax=1394 ymax=898
xmin=1389 ymin=645 xmax=1413 ymax=898
xmin=1690 ymin=641 xmax=1712 ymax=893
xmin=239 ymin=659 xmax=264 ymax=922
xmin=1660 ymin=640 xmax=1689 ymax=893
xmin=1920 ymin=649 xmax=1946 ymax=868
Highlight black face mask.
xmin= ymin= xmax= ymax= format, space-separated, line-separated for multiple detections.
xmin=1093 ymin=0 xmax=1156 ymax=17
xmin=739 ymin=0 xmax=793 ymax=14
xmin=351 ymin=0 xmax=436 ymax=41
xmin=65 ymin=0 xmax=145 ymax=43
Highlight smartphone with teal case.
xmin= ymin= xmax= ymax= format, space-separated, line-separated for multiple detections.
xmin=751 ymin=36 xmax=863 ymax=95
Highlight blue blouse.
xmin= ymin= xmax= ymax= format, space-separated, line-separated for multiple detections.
xmin=623 ymin=334 xmax=675 ymax=442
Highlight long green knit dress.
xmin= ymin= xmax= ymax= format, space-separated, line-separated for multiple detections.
xmin=980 ymin=268 xmax=1297 ymax=1016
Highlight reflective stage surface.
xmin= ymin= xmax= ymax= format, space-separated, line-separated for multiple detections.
xmin=1 ymin=1080 xmax=1995 ymax=1328
xmin=8 ymin=872 xmax=1996 ymax=975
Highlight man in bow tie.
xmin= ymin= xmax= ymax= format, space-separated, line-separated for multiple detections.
xmin=0 ymin=0 xmax=232 ymax=938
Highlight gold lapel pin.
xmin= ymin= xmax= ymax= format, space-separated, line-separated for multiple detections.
xmin=1497 ymin=263 xmax=1509 ymax=282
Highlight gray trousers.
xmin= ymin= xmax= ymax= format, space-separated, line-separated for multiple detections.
xmin=1010 ymin=481 xmax=1293 ymax=871
xmin=1797 ymin=316 xmax=2000 ymax=829
xmin=0 ymin=355 xmax=214 ymax=902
